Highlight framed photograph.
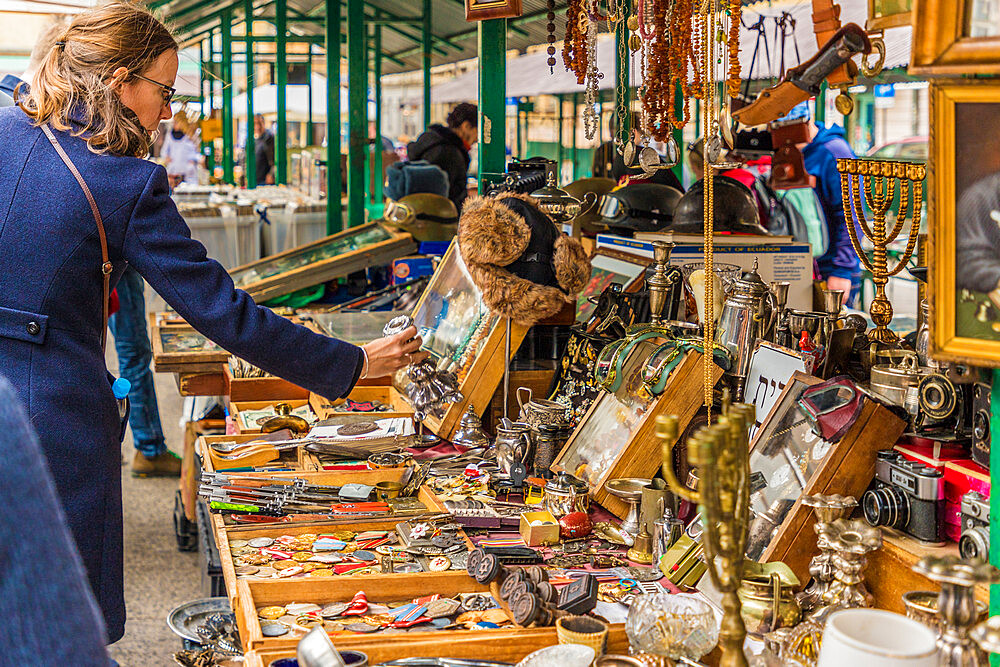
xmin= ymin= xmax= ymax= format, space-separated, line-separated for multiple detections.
xmin=465 ymin=0 xmax=522 ymax=21
xmin=228 ymin=223 xmax=417 ymax=303
xmin=151 ymin=326 xmax=230 ymax=373
xmin=868 ymin=0 xmax=913 ymax=31
xmin=930 ymin=82 xmax=1000 ymax=365
xmin=911 ymin=0 xmax=1000 ymax=74
xmin=575 ymin=249 xmax=649 ymax=324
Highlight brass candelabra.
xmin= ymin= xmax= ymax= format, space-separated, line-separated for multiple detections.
xmin=837 ymin=158 xmax=925 ymax=345
xmin=657 ymin=401 xmax=754 ymax=667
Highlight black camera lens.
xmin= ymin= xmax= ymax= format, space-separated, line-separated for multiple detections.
xmin=959 ymin=527 xmax=989 ymax=561
xmin=863 ymin=486 xmax=910 ymax=530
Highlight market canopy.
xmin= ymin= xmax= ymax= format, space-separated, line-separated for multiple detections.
xmin=231 ymin=72 xmax=341 ymax=120
xmin=430 ymin=0 xmax=912 ymax=103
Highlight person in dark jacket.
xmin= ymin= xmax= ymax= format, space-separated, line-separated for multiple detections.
xmin=407 ymin=102 xmax=477 ymax=211
xmin=957 ymin=172 xmax=1000 ymax=304
xmin=0 ymin=3 xmax=424 ymax=644
xmin=252 ymin=113 xmax=276 ymax=185
xmin=0 ymin=375 xmax=110 ymax=666
xmin=801 ymin=121 xmax=861 ymax=306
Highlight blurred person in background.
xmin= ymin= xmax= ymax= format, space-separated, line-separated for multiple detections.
xmin=407 ymin=102 xmax=478 ymax=211
xmin=161 ymin=109 xmax=201 ymax=187
xmin=250 ymin=113 xmax=275 ymax=185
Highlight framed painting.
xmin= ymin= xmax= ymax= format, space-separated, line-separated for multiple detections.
xmin=930 ymin=82 xmax=1000 ymax=365
xmin=575 ymin=249 xmax=649 ymax=324
xmin=228 ymin=223 xmax=416 ymax=303
xmin=911 ymin=0 xmax=1000 ymax=74
xmin=465 ymin=0 xmax=521 ymax=21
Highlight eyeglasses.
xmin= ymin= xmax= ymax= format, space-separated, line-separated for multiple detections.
xmin=133 ymin=73 xmax=175 ymax=107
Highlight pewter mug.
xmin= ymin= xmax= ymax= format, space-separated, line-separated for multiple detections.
xmin=495 ymin=422 xmax=532 ymax=476
xmin=716 ymin=270 xmax=777 ymax=386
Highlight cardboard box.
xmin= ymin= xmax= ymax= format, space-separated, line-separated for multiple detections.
xmin=595 ymin=233 xmax=814 ymax=311
xmin=519 ymin=511 xmax=560 ymax=547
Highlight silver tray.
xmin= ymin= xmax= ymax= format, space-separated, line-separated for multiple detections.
xmin=166 ymin=597 xmax=232 ymax=643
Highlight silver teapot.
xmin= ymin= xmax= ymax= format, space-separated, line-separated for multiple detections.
xmin=717 ymin=260 xmax=778 ymax=394
xmin=495 ymin=422 xmax=532 ymax=477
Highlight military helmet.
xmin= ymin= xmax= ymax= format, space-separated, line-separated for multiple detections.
xmin=597 ymin=182 xmax=684 ymax=235
xmin=382 ymin=193 xmax=458 ymax=242
xmin=671 ymin=175 xmax=767 ymax=235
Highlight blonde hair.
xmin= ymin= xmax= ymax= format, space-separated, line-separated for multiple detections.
xmin=19 ymin=2 xmax=177 ymax=157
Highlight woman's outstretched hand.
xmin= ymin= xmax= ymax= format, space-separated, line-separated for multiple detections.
xmin=360 ymin=325 xmax=429 ymax=378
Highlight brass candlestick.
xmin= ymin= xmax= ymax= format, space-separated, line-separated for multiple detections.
xmin=657 ymin=401 xmax=754 ymax=667
xmin=646 ymin=241 xmax=677 ymax=325
xmin=837 ymin=158 xmax=925 ymax=345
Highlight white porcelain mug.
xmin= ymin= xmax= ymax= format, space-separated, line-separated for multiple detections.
xmin=818 ymin=608 xmax=939 ymax=667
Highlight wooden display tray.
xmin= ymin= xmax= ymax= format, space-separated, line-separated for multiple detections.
xmin=310 ymin=387 xmax=415 ymax=421
xmin=151 ymin=320 xmax=230 ymax=373
xmin=214 ymin=496 xmax=473 ymax=616
xmin=225 ymin=364 xmax=310 ymax=402
xmin=236 ymin=575 xmax=628 ymax=659
xmin=867 ymin=529 xmax=989 ymax=615
xmin=553 ymin=351 xmax=723 ymax=518
xmin=231 ymin=399 xmax=313 ymax=435
xmin=229 ymin=223 xmax=417 ymax=303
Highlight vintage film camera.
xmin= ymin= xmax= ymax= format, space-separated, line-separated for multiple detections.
xmin=484 ymin=157 xmax=556 ymax=196
xmin=862 ymin=450 xmax=945 ymax=545
xmin=959 ymin=491 xmax=990 ymax=561
xmin=972 ymin=382 xmax=991 ymax=469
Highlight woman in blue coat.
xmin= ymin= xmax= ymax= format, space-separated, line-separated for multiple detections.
xmin=0 ymin=3 xmax=424 ymax=643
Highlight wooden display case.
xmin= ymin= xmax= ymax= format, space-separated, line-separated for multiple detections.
xmin=230 ymin=399 xmax=313 ymax=435
xmin=310 ymin=387 xmax=415 ymax=421
xmin=398 ymin=240 xmax=529 ymax=440
xmin=151 ymin=322 xmax=230 ymax=374
xmin=235 ymin=575 xmax=629 ymax=658
xmin=228 ymin=223 xmax=416 ymax=303
xmin=224 ymin=364 xmax=309 ymax=402
xmin=553 ymin=350 xmax=722 ymax=518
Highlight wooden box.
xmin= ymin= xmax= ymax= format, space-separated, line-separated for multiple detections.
xmin=229 ymin=222 xmax=417 ymax=303
xmin=553 ymin=350 xmax=723 ymax=518
xmin=231 ymin=399 xmax=313 ymax=435
xmin=151 ymin=320 xmax=229 ymax=374
xmin=754 ymin=373 xmax=907 ymax=584
xmin=225 ymin=364 xmax=309 ymax=402
xmin=395 ymin=240 xmax=529 ymax=441
xmin=310 ymin=387 xmax=414 ymax=421
xmin=235 ymin=575 xmax=628 ymax=658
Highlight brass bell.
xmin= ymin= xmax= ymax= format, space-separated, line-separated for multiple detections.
xmin=627 ymin=525 xmax=655 ymax=565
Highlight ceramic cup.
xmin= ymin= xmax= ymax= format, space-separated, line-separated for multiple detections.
xmin=817 ymin=608 xmax=938 ymax=667
xmin=556 ymin=615 xmax=609 ymax=656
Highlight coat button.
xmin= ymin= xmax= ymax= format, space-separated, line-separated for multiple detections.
xmin=26 ymin=321 xmax=40 ymax=336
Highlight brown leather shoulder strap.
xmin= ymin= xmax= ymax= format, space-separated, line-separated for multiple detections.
xmin=40 ymin=123 xmax=112 ymax=353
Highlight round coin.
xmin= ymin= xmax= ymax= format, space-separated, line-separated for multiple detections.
xmin=235 ymin=565 xmax=259 ymax=576
xmin=353 ymin=550 xmax=377 ymax=562
xmin=338 ymin=421 xmax=378 ymax=436
xmin=291 ymin=552 xmax=314 ymax=562
xmin=258 ymin=606 xmax=287 ymax=620
xmin=428 ymin=556 xmax=451 ymax=572
xmin=310 ymin=568 xmax=333 ymax=578
xmin=345 ymin=623 xmax=380 ymax=633
xmin=321 ymin=602 xmax=350 ymax=618
xmin=430 ymin=617 xmax=451 ymax=628
xmin=229 ymin=540 xmax=249 ymax=549
xmin=287 ymin=603 xmax=322 ymax=615
xmin=260 ymin=621 xmax=289 ymax=637
xmin=272 ymin=560 xmax=299 ymax=571
xmin=296 ymin=615 xmax=322 ymax=628
xmin=248 ymin=537 xmax=274 ymax=548
xmin=255 ymin=567 xmax=276 ymax=578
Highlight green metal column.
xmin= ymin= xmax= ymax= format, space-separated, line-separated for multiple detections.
xmin=199 ymin=40 xmax=206 ymax=116
xmin=422 ymin=0 xmax=431 ymax=128
xmin=346 ymin=0 xmax=366 ymax=225
xmin=515 ymin=106 xmax=522 ymax=158
xmin=307 ymin=47 xmax=314 ymax=144
xmin=275 ymin=0 xmax=288 ymax=184
xmin=671 ymin=86 xmax=683 ymax=184
xmin=221 ymin=8 xmax=234 ymax=183
xmin=556 ymin=95 xmax=564 ymax=179
xmin=372 ymin=22 xmax=384 ymax=205
xmin=815 ymin=81 xmax=827 ymax=125
xmin=325 ymin=0 xmax=343 ymax=233
xmin=991 ymin=370 xmax=1000 ymax=630
xmin=245 ymin=0 xmax=256 ymax=189
xmin=477 ymin=19 xmax=506 ymax=186
xmin=614 ymin=3 xmax=631 ymax=146
xmin=571 ymin=92 xmax=578 ymax=180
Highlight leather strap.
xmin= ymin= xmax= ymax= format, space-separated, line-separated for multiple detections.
xmin=40 ymin=124 xmax=112 ymax=353
xmin=811 ymin=0 xmax=852 ymax=86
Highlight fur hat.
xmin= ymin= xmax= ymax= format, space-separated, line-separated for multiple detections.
xmin=458 ymin=193 xmax=591 ymax=326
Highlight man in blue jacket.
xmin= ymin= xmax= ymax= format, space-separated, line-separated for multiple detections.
xmin=801 ymin=120 xmax=861 ymax=306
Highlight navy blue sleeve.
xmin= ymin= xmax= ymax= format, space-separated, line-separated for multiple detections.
xmin=122 ymin=165 xmax=363 ymax=399
xmin=0 ymin=375 xmax=110 ymax=665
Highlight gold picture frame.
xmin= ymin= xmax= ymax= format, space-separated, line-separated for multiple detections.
xmin=868 ymin=0 xmax=913 ymax=32
xmin=464 ymin=0 xmax=522 ymax=21
xmin=911 ymin=0 xmax=1000 ymax=74
xmin=930 ymin=81 xmax=1000 ymax=365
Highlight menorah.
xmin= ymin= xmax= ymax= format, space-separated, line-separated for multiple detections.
xmin=657 ymin=399 xmax=755 ymax=667
xmin=837 ymin=158 xmax=926 ymax=345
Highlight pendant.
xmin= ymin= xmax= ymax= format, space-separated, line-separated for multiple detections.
xmin=835 ymin=90 xmax=854 ymax=115
xmin=622 ymin=140 xmax=638 ymax=167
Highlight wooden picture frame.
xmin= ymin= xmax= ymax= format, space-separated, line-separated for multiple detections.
xmin=464 ymin=0 xmax=522 ymax=22
xmin=929 ymin=82 xmax=1000 ymax=365
xmin=398 ymin=240 xmax=529 ymax=440
xmin=867 ymin=0 xmax=913 ymax=31
xmin=228 ymin=223 xmax=416 ymax=303
xmin=575 ymin=249 xmax=650 ymax=324
xmin=749 ymin=372 xmax=906 ymax=584
xmin=911 ymin=0 xmax=1000 ymax=74
xmin=151 ymin=323 xmax=230 ymax=373
xmin=551 ymin=349 xmax=722 ymax=518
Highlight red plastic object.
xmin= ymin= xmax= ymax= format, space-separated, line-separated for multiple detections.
xmin=559 ymin=512 xmax=593 ymax=539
